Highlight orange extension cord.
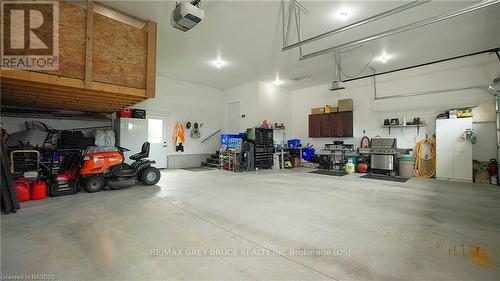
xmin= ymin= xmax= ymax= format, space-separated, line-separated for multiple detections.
xmin=415 ymin=137 xmax=436 ymax=178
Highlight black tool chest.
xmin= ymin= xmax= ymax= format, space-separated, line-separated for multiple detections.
xmin=250 ymin=128 xmax=274 ymax=169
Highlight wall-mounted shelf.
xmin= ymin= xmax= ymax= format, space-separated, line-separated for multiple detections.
xmin=382 ymin=124 xmax=426 ymax=135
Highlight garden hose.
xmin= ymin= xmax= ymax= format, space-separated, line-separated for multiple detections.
xmin=415 ymin=137 xmax=436 ymax=178
xmin=360 ymin=136 xmax=370 ymax=148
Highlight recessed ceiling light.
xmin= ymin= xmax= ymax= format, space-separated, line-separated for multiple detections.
xmin=375 ymin=52 xmax=394 ymax=64
xmin=212 ymin=56 xmax=226 ymax=68
xmin=336 ymin=8 xmax=352 ymax=20
xmin=273 ymin=76 xmax=284 ymax=86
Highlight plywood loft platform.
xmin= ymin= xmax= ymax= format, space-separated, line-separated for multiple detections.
xmin=1 ymin=70 xmax=147 ymax=113
xmin=0 ymin=1 xmax=157 ymax=113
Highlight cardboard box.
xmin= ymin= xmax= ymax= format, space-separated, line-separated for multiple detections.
xmin=338 ymin=99 xmax=353 ymax=112
xmin=292 ymin=157 xmax=301 ymax=168
xmin=325 ymin=105 xmax=338 ymax=113
xmin=473 ymin=161 xmax=492 ymax=184
xmin=456 ymin=108 xmax=473 ymax=118
xmin=311 ymin=107 xmax=325 ymax=115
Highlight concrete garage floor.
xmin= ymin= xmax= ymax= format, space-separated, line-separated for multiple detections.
xmin=2 ymin=169 xmax=499 ymax=280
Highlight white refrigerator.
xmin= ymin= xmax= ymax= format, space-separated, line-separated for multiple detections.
xmin=115 ymin=118 xmax=148 ymax=165
xmin=435 ymin=118 xmax=473 ymax=182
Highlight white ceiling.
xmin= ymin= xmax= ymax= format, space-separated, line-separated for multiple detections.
xmin=104 ymin=0 xmax=500 ymax=90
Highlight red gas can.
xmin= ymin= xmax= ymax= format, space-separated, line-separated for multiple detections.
xmin=14 ymin=179 xmax=30 ymax=202
xmin=31 ymin=180 xmax=47 ymax=200
xmin=118 ymin=108 xmax=132 ymax=118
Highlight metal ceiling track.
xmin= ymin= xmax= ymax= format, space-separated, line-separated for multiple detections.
xmin=299 ymin=0 xmax=500 ymax=61
xmin=282 ymin=0 xmax=431 ymax=52
xmin=344 ymin=47 xmax=500 ymax=82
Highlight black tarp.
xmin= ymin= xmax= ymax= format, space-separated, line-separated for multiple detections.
xmin=1 ymin=130 xmax=20 ymax=213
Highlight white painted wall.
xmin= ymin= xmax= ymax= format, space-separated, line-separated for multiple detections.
xmin=258 ymin=82 xmax=292 ymax=145
xmin=223 ymin=81 xmax=292 ymax=143
xmin=1 ymin=76 xmax=225 ymax=168
xmin=3 ymin=54 xmax=497 ymax=166
xmin=258 ymin=82 xmax=291 ymax=128
xmin=134 ymin=76 xmax=225 ymax=156
xmin=224 ymin=81 xmax=260 ymax=132
xmin=290 ymin=53 xmax=499 ymax=161
xmin=221 ymin=54 xmax=498 ymax=160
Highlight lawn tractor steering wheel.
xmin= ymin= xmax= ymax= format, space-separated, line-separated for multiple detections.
xmin=116 ymin=146 xmax=130 ymax=154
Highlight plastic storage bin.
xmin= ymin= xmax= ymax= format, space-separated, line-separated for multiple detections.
xmin=301 ymin=147 xmax=315 ymax=161
xmin=287 ymin=139 xmax=301 ymax=148
xmin=346 ymin=156 xmax=358 ymax=167
xmin=398 ymin=156 xmax=415 ymax=178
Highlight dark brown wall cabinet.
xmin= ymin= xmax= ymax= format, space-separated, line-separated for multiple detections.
xmin=309 ymin=111 xmax=353 ymax=138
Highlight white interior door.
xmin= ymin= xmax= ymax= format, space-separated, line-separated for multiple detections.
xmin=148 ymin=115 xmax=168 ymax=169
xmin=227 ymin=102 xmax=240 ymax=133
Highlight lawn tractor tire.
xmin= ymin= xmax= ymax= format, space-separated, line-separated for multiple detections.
xmin=141 ymin=167 xmax=161 ymax=186
xmin=84 ymin=177 xmax=105 ymax=193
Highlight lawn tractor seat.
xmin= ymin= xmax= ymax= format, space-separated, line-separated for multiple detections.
xmin=129 ymin=142 xmax=150 ymax=160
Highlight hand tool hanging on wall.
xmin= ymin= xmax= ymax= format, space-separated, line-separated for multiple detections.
xmin=190 ymin=122 xmax=202 ymax=138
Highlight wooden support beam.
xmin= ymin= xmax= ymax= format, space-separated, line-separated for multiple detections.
xmin=2 ymin=91 xmax=132 ymax=107
xmin=1 ymin=82 xmax=144 ymax=102
xmin=0 ymin=69 xmax=148 ymax=113
xmin=94 ymin=1 xmax=146 ymax=28
xmin=85 ymin=0 xmax=94 ymax=88
xmin=144 ymin=20 xmax=157 ymax=98
xmin=2 ymin=99 xmax=120 ymax=113
xmin=0 ymin=70 xmax=147 ymax=97
xmin=2 ymin=95 xmax=122 ymax=111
